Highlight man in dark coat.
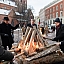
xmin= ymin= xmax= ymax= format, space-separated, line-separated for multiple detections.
xmin=52 ymin=18 xmax=64 ymax=42
xmin=27 ymin=19 xmax=37 ymax=29
xmin=0 ymin=35 xmax=14 ymax=61
xmin=0 ymin=17 xmax=19 ymax=50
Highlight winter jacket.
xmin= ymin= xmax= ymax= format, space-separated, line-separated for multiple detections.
xmin=52 ymin=24 xmax=64 ymax=42
xmin=0 ymin=22 xmax=19 ymax=49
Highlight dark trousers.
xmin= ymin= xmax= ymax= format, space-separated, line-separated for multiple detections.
xmin=0 ymin=50 xmax=14 ymax=61
xmin=3 ymin=44 xmax=12 ymax=50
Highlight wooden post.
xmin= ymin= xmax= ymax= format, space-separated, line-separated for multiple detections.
xmin=24 ymin=28 xmax=33 ymax=45
xmin=37 ymin=29 xmax=48 ymax=47
xmin=28 ymin=29 xmax=37 ymax=54
xmin=23 ymin=27 xmax=30 ymax=40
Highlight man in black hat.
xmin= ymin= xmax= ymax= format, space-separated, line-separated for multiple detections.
xmin=0 ymin=16 xmax=19 ymax=50
xmin=52 ymin=18 xmax=64 ymax=42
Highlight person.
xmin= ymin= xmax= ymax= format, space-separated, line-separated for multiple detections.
xmin=0 ymin=17 xmax=19 ymax=50
xmin=44 ymin=24 xmax=49 ymax=35
xmin=22 ymin=24 xmax=26 ymax=35
xmin=52 ymin=18 xmax=64 ymax=42
xmin=27 ymin=19 xmax=37 ymax=29
xmin=0 ymin=35 xmax=14 ymax=61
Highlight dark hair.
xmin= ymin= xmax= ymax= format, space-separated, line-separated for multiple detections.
xmin=3 ymin=17 xmax=9 ymax=21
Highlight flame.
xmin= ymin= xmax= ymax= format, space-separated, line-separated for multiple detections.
xmin=17 ymin=38 xmax=43 ymax=55
xmin=32 ymin=40 xmax=39 ymax=50
xmin=25 ymin=42 xmax=29 ymax=52
xmin=18 ymin=44 xmax=21 ymax=49
xmin=36 ymin=42 xmax=39 ymax=49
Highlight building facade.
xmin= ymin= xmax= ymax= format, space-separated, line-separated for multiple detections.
xmin=45 ymin=0 xmax=64 ymax=25
xmin=39 ymin=0 xmax=64 ymax=27
xmin=39 ymin=8 xmax=45 ymax=26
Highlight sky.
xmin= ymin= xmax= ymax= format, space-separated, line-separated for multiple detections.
xmin=27 ymin=0 xmax=54 ymax=16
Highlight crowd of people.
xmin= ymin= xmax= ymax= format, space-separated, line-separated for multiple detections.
xmin=0 ymin=17 xmax=37 ymax=62
xmin=0 ymin=16 xmax=64 ymax=63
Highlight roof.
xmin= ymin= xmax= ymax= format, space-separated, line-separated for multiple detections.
xmin=0 ymin=0 xmax=17 ymax=7
xmin=0 ymin=9 xmax=10 ymax=15
xmin=15 ymin=12 xmax=23 ymax=16
xmin=0 ymin=9 xmax=23 ymax=16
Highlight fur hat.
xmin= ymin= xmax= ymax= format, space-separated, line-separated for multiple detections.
xmin=3 ymin=17 xmax=9 ymax=21
xmin=54 ymin=18 xmax=60 ymax=23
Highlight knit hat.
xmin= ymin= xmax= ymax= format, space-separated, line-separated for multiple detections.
xmin=3 ymin=17 xmax=9 ymax=21
xmin=54 ymin=18 xmax=60 ymax=23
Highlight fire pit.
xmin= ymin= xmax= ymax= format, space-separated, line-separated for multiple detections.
xmin=9 ymin=27 xmax=62 ymax=64
xmin=16 ymin=27 xmax=45 ymax=55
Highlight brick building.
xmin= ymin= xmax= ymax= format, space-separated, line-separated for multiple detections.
xmin=0 ymin=0 xmax=34 ymax=27
xmin=0 ymin=0 xmax=21 ymax=26
xmin=45 ymin=0 xmax=64 ymax=25
xmin=39 ymin=0 xmax=64 ymax=27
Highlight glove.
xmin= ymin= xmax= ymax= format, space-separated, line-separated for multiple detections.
xmin=52 ymin=38 xmax=55 ymax=41
xmin=52 ymin=39 xmax=54 ymax=41
xmin=4 ymin=34 xmax=9 ymax=36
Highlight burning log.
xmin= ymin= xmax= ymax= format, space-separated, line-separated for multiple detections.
xmin=28 ymin=30 xmax=37 ymax=54
xmin=24 ymin=28 xmax=33 ymax=45
xmin=29 ymin=30 xmax=37 ymax=44
xmin=8 ymin=48 xmax=21 ymax=52
xmin=14 ymin=50 xmax=29 ymax=58
xmin=23 ymin=27 xmax=30 ymax=40
xmin=25 ymin=44 xmax=60 ymax=61
xmin=37 ymin=29 xmax=49 ymax=46
xmin=28 ymin=52 xmax=37 ymax=57
xmin=14 ymin=52 xmax=24 ymax=58
xmin=14 ymin=28 xmax=49 ymax=56
xmin=37 ymin=29 xmax=45 ymax=46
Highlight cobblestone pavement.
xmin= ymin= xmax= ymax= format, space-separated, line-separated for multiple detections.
xmin=14 ymin=29 xmax=22 ymax=43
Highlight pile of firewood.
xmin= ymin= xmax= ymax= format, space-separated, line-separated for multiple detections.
xmin=7 ymin=27 xmax=62 ymax=64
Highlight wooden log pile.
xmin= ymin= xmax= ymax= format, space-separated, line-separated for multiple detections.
xmin=5 ymin=27 xmax=64 ymax=64
xmin=16 ymin=27 xmax=46 ymax=55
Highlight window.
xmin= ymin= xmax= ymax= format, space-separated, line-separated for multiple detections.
xmin=56 ymin=5 xmax=58 ymax=10
xmin=50 ymin=8 xmax=52 ymax=13
xmin=60 ymin=3 xmax=62 ymax=9
xmin=50 ymin=14 xmax=53 ymax=19
xmin=2 ymin=6 xmax=6 ymax=9
xmin=47 ymin=10 xmax=49 ymax=14
xmin=56 ymin=12 xmax=58 ymax=17
xmin=53 ymin=13 xmax=55 ymax=18
xmin=53 ymin=7 xmax=55 ymax=12
xmin=60 ymin=11 xmax=63 ymax=17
